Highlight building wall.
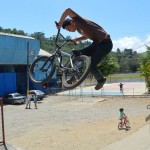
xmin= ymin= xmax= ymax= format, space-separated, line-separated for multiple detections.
xmin=0 ymin=33 xmax=40 ymax=96
xmin=0 ymin=33 xmax=59 ymax=96
xmin=0 ymin=73 xmax=16 ymax=96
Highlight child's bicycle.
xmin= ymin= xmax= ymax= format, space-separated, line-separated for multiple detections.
xmin=29 ymin=22 xmax=91 ymax=90
xmin=118 ymin=116 xmax=131 ymax=130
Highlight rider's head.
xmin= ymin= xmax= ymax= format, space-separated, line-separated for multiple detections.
xmin=119 ymin=108 xmax=124 ymax=112
xmin=62 ymin=18 xmax=76 ymax=32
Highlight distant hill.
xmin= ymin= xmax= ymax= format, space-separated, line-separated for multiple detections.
xmin=140 ymin=51 xmax=147 ymax=57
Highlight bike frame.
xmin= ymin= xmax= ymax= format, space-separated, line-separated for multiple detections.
xmin=41 ymin=28 xmax=75 ymax=72
xmin=119 ymin=117 xmax=128 ymax=127
xmin=29 ymin=22 xmax=91 ymax=88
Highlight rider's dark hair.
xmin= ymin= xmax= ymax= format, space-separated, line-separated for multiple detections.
xmin=119 ymin=108 xmax=124 ymax=112
xmin=62 ymin=18 xmax=73 ymax=29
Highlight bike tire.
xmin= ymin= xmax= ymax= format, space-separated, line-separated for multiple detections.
xmin=118 ymin=122 xmax=122 ymax=130
xmin=62 ymin=55 xmax=91 ymax=89
xmin=29 ymin=56 xmax=56 ymax=84
xmin=125 ymin=120 xmax=130 ymax=128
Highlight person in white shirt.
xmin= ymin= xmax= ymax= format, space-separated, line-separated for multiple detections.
xmin=26 ymin=94 xmax=32 ymax=109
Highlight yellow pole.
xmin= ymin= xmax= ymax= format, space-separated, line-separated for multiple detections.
xmin=27 ymin=41 xmax=29 ymax=95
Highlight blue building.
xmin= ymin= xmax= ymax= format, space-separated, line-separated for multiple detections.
xmin=0 ymin=33 xmax=40 ymax=96
xmin=33 ymin=49 xmax=59 ymax=94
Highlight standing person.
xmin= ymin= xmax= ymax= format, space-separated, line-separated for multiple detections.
xmin=119 ymin=83 xmax=124 ymax=93
xmin=33 ymin=94 xmax=38 ymax=109
xmin=56 ymin=8 xmax=113 ymax=90
xmin=26 ymin=94 xmax=32 ymax=109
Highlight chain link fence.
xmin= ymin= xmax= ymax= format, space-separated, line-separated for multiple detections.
xmin=46 ymin=78 xmax=149 ymax=100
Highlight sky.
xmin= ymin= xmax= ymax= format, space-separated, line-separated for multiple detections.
xmin=0 ymin=0 xmax=150 ymax=53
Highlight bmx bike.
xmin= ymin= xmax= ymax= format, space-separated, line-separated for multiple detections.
xmin=118 ymin=116 xmax=131 ymax=130
xmin=29 ymin=22 xmax=91 ymax=90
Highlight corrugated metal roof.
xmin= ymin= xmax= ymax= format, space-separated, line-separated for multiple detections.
xmin=0 ymin=33 xmax=40 ymax=65
xmin=0 ymin=32 xmax=35 ymax=39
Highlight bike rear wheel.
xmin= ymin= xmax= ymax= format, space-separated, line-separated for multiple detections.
xmin=29 ymin=56 xmax=56 ymax=84
xmin=62 ymin=55 xmax=91 ymax=89
xmin=118 ymin=122 xmax=122 ymax=130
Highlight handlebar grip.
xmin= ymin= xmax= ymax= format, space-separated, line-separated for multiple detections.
xmin=55 ymin=21 xmax=59 ymax=26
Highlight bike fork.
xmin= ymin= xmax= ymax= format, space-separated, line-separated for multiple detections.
xmin=40 ymin=57 xmax=54 ymax=71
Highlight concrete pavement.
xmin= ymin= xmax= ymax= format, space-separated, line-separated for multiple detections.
xmin=0 ymin=143 xmax=24 ymax=150
xmin=101 ymin=124 xmax=150 ymax=150
xmin=2 ymin=121 xmax=149 ymax=150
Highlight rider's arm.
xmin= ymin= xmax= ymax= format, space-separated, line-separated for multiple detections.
xmin=72 ymin=36 xmax=88 ymax=44
xmin=57 ymin=8 xmax=77 ymax=28
xmin=123 ymin=113 xmax=127 ymax=118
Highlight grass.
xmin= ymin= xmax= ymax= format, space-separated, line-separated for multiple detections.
xmin=109 ymin=73 xmax=144 ymax=80
xmin=84 ymin=73 xmax=145 ymax=85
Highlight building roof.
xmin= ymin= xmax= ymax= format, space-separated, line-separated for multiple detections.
xmin=0 ymin=32 xmax=35 ymax=39
xmin=39 ymin=49 xmax=52 ymax=56
xmin=0 ymin=33 xmax=40 ymax=65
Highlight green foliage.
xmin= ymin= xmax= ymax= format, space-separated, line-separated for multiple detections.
xmin=98 ymin=52 xmax=119 ymax=76
xmin=140 ymin=46 xmax=150 ymax=65
xmin=138 ymin=46 xmax=150 ymax=93
xmin=139 ymin=62 xmax=150 ymax=77
xmin=110 ymin=73 xmax=143 ymax=80
xmin=115 ymin=48 xmax=141 ymax=73
xmin=0 ymin=26 xmax=26 ymax=35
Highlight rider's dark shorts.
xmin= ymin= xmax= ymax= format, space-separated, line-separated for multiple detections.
xmin=80 ymin=38 xmax=113 ymax=67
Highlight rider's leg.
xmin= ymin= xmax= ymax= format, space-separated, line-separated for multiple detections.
xmin=90 ymin=43 xmax=109 ymax=90
xmin=79 ymin=39 xmax=113 ymax=90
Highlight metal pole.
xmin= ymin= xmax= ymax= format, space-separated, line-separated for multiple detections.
xmin=0 ymin=98 xmax=5 ymax=145
xmin=27 ymin=42 xmax=30 ymax=95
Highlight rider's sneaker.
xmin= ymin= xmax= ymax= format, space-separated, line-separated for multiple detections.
xmin=95 ymin=77 xmax=106 ymax=90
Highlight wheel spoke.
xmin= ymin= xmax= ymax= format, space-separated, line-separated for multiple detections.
xmin=62 ymin=55 xmax=90 ymax=89
xmin=29 ymin=56 xmax=55 ymax=84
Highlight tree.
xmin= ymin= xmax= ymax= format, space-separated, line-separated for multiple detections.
xmin=138 ymin=46 xmax=150 ymax=93
xmin=0 ymin=26 xmax=3 ymax=32
xmin=98 ymin=52 xmax=119 ymax=76
xmin=115 ymin=48 xmax=141 ymax=73
xmin=31 ymin=32 xmax=47 ymax=50
xmin=139 ymin=62 xmax=150 ymax=93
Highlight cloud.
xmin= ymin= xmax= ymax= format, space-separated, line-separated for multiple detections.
xmin=146 ymin=35 xmax=150 ymax=43
xmin=112 ymin=35 xmax=150 ymax=53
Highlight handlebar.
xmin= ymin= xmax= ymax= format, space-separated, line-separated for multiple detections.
xmin=55 ymin=21 xmax=73 ymax=48
xmin=54 ymin=21 xmax=77 ymax=54
xmin=55 ymin=21 xmax=59 ymax=27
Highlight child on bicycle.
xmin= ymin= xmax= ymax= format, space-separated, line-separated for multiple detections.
xmin=119 ymin=108 xmax=127 ymax=123
xmin=56 ymin=8 xmax=113 ymax=90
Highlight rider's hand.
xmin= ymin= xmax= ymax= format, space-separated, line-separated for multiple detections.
xmin=55 ymin=21 xmax=62 ymax=29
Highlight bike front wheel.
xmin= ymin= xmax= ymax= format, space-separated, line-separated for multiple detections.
xmin=125 ymin=120 xmax=130 ymax=128
xmin=62 ymin=55 xmax=91 ymax=89
xmin=29 ymin=56 xmax=56 ymax=84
